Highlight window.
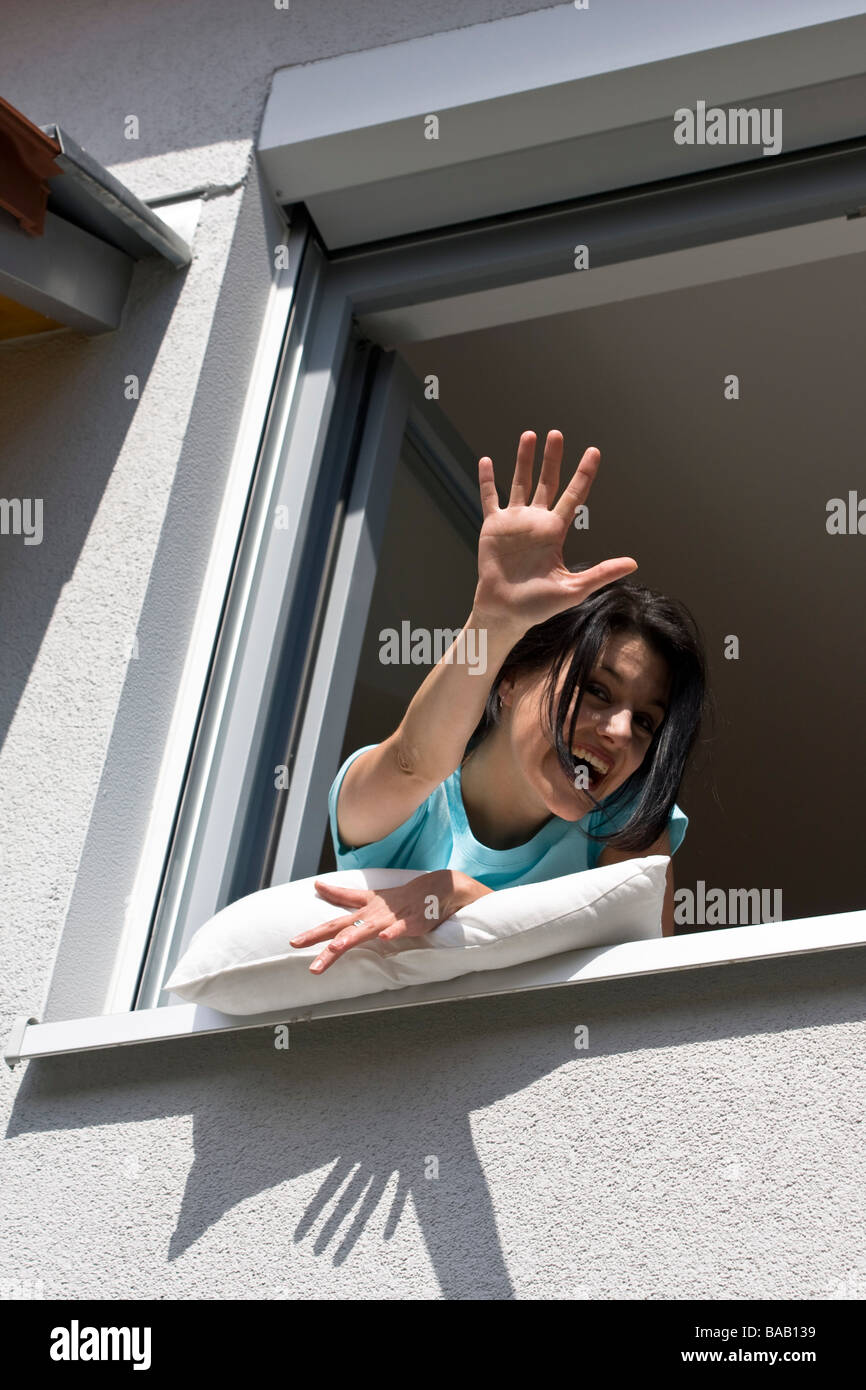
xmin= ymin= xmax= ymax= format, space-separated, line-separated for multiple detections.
xmin=9 ymin=139 xmax=866 ymax=1064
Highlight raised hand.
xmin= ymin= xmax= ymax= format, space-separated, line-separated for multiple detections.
xmin=472 ymin=431 xmax=637 ymax=631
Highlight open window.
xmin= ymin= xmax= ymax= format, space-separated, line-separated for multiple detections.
xmin=8 ymin=139 xmax=866 ymax=1065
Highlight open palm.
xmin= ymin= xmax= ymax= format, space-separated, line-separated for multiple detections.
xmin=473 ymin=430 xmax=637 ymax=629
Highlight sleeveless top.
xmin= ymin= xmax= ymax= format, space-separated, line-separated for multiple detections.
xmin=328 ymin=744 xmax=687 ymax=890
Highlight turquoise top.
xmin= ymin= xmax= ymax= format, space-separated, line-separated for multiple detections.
xmin=328 ymin=743 xmax=687 ymax=889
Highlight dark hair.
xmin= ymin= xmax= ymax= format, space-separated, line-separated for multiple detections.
xmin=463 ymin=567 xmax=711 ymax=854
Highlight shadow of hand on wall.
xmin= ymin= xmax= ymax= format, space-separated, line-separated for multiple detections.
xmin=9 ymin=987 xmax=602 ymax=1300
xmin=164 ymin=996 xmax=581 ymax=1299
xmin=288 ymin=1137 xmax=502 ymax=1283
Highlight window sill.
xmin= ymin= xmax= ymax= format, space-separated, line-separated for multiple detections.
xmin=6 ymin=909 xmax=865 ymax=1066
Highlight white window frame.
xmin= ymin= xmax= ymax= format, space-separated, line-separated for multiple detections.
xmin=8 ymin=132 xmax=866 ymax=1067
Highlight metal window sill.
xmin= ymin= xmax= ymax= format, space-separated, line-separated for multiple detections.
xmin=6 ymin=909 xmax=865 ymax=1066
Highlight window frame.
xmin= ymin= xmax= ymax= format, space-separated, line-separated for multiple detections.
xmin=8 ymin=141 xmax=866 ymax=1067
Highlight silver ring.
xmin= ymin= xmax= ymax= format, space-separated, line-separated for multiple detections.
xmin=352 ymin=918 xmax=365 ymax=928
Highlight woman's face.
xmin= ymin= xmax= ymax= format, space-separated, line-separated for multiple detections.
xmin=499 ymin=630 xmax=671 ymax=822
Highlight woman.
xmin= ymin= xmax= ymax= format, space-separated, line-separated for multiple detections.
xmin=291 ymin=430 xmax=708 ymax=973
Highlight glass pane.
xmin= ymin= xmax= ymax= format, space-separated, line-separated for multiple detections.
xmin=316 ymin=433 xmax=478 ymax=873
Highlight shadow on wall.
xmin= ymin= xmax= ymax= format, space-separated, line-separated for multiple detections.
xmin=18 ymin=162 xmax=278 ymax=1025
xmin=0 ymin=254 xmax=188 ymax=753
xmin=7 ymin=947 xmax=866 ymax=1300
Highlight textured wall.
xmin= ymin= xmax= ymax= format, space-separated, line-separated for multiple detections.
xmin=2 ymin=0 xmax=865 ymax=1301
xmin=5 ymin=951 xmax=866 ymax=1300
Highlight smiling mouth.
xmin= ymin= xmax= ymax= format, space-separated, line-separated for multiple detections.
xmin=569 ymin=743 xmax=612 ymax=793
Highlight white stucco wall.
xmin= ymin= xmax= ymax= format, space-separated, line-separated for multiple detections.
xmin=1 ymin=0 xmax=864 ymax=1301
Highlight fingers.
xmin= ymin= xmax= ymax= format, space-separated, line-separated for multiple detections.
xmin=290 ymin=885 xmax=399 ymax=973
xmin=290 ymin=910 xmax=361 ymax=948
xmin=551 ymin=446 xmax=603 ymax=524
xmin=530 ymin=430 xmax=564 ymax=508
xmin=507 ymin=430 xmax=537 ymax=506
xmin=477 ymin=457 xmax=500 ymax=519
xmin=312 ymin=880 xmax=369 ymax=907
xmin=566 ymin=556 xmax=639 ymax=598
xmin=309 ymin=932 xmax=364 ymax=974
xmin=292 ymin=886 xmax=431 ymax=972
xmin=305 ymin=914 xmax=388 ymax=974
xmin=482 ymin=431 xmax=582 ymax=516
xmin=378 ymin=921 xmax=408 ymax=941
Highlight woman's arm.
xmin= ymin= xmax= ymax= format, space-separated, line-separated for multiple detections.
xmin=336 ymin=431 xmax=638 ymax=851
xmin=335 ymin=612 xmax=526 ymax=850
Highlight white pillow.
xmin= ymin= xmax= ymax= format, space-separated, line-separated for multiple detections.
xmin=165 ymin=857 xmax=668 ymax=1016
